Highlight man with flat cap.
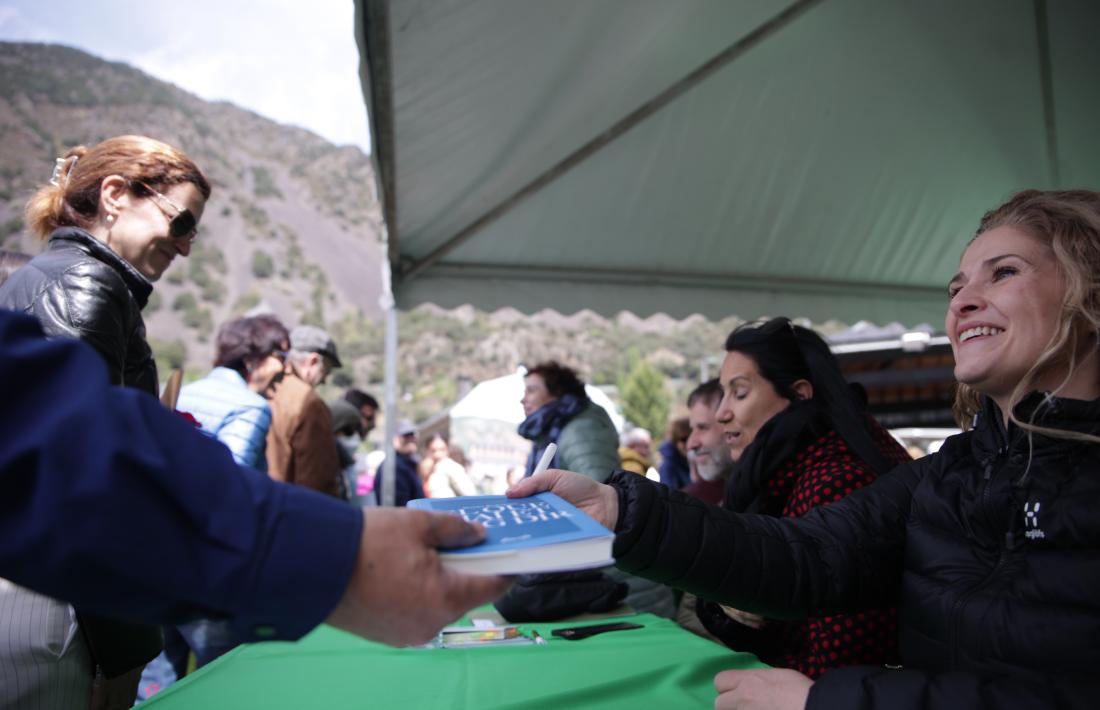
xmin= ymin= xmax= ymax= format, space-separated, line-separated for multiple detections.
xmin=266 ymin=325 xmax=343 ymax=496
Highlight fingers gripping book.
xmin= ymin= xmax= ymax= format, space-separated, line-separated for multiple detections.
xmin=408 ymin=493 xmax=614 ymax=575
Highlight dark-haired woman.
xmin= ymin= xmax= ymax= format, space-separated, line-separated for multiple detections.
xmin=514 ymin=189 xmax=1100 ymax=710
xmin=0 ymin=135 xmax=209 ymax=709
xmin=692 ymin=319 xmax=909 ymax=676
xmin=177 ymin=314 xmax=290 ymax=470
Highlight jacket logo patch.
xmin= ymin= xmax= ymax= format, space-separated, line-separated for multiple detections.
xmin=1024 ymin=501 xmax=1046 ymax=540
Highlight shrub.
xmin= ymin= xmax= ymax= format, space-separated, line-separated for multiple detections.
xmin=251 ymin=250 xmax=274 ymax=279
xmin=145 ymin=290 xmax=162 ymax=313
xmin=619 ymin=357 xmax=671 ymax=436
xmin=233 ymin=291 xmax=261 ymax=314
xmin=172 ymin=292 xmax=197 ymax=311
xmin=251 ymin=166 xmax=283 ymax=199
xmin=201 ymin=280 xmax=225 ymax=304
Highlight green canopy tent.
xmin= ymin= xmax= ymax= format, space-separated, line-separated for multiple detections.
xmin=352 ymin=0 xmax=1100 ymax=502
xmin=355 ymin=0 xmax=1099 ymax=324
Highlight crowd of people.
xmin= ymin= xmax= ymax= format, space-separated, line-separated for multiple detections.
xmin=0 ymin=132 xmax=1098 ymax=710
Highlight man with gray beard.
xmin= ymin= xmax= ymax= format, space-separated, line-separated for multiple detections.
xmin=682 ymin=379 xmax=734 ymax=505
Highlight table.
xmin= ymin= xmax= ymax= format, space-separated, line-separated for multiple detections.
xmin=141 ymin=613 xmax=766 ymax=709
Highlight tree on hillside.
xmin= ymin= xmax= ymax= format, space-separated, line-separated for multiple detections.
xmin=149 ymin=338 xmax=188 ymax=374
xmin=172 ymin=292 xmax=197 ymax=311
xmin=619 ymin=357 xmax=670 ymax=438
xmin=251 ymin=250 xmax=274 ymax=279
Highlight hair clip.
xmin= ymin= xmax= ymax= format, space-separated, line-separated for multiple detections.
xmin=48 ymin=158 xmax=65 ymax=186
xmin=48 ymin=156 xmax=78 ymax=187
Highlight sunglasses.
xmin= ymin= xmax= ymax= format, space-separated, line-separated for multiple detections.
xmin=133 ymin=181 xmax=198 ymax=241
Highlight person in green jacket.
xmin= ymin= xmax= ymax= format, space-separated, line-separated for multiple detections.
xmin=518 ymin=361 xmax=620 ymax=481
xmin=517 ymin=361 xmax=675 ymax=618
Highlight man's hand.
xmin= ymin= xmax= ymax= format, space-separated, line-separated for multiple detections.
xmin=507 ymin=469 xmax=619 ymax=530
xmin=714 ymin=668 xmax=812 ymax=710
xmin=326 ymin=508 xmax=512 ymax=646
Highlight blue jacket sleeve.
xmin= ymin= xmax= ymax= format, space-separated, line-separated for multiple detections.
xmin=0 ymin=311 xmax=362 ymax=643
xmin=217 ymin=404 xmax=272 ymax=469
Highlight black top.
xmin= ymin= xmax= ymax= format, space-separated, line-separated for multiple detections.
xmin=610 ymin=392 xmax=1100 ymax=710
xmin=0 ymin=226 xmax=157 ymax=394
xmin=0 ymin=226 xmax=162 ymax=676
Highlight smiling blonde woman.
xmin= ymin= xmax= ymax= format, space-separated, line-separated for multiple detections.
xmin=513 ymin=190 xmax=1100 ymax=710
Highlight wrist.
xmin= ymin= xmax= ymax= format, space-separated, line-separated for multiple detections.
xmin=601 ymin=483 xmax=620 ymax=531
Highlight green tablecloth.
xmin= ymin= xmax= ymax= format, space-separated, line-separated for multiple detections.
xmin=142 ymin=613 xmax=765 ymax=709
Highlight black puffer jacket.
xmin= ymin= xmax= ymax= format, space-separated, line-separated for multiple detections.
xmin=0 ymin=226 xmax=163 ymax=676
xmin=0 ymin=227 xmax=157 ymax=393
xmin=610 ymin=392 xmax=1100 ymax=709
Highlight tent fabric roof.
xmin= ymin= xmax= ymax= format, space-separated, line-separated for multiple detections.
xmin=355 ymin=0 xmax=1100 ymax=325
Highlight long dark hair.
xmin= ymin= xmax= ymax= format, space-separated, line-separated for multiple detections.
xmin=725 ymin=317 xmax=893 ymax=475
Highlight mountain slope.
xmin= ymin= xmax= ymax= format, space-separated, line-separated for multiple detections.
xmin=0 ymin=41 xmax=385 ymax=368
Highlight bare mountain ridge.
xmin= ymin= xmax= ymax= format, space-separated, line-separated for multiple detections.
xmin=0 ymin=41 xmax=385 ymax=367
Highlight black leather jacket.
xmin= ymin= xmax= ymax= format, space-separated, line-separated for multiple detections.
xmin=0 ymin=226 xmax=162 ymax=676
xmin=0 ymin=227 xmax=157 ymax=394
xmin=610 ymin=392 xmax=1100 ymax=710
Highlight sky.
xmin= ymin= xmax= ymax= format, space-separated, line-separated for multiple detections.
xmin=0 ymin=0 xmax=372 ymax=153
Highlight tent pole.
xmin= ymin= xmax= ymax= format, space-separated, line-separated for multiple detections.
xmin=379 ymin=242 xmax=398 ymax=508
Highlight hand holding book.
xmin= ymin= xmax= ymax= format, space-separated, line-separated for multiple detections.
xmin=408 ymin=492 xmax=614 ymax=576
xmin=327 ymin=508 xmax=513 ymax=645
xmin=506 ymin=468 xmax=620 ymax=531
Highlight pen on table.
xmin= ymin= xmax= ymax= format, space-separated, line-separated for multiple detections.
xmin=533 ymin=443 xmax=557 ymax=476
xmin=531 ymin=630 xmax=548 ymax=645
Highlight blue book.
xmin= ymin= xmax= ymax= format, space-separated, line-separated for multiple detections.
xmin=408 ymin=493 xmax=614 ymax=575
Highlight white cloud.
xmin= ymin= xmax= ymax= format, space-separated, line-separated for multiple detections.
xmin=0 ymin=5 xmax=62 ymax=42
xmin=0 ymin=0 xmax=371 ymax=151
